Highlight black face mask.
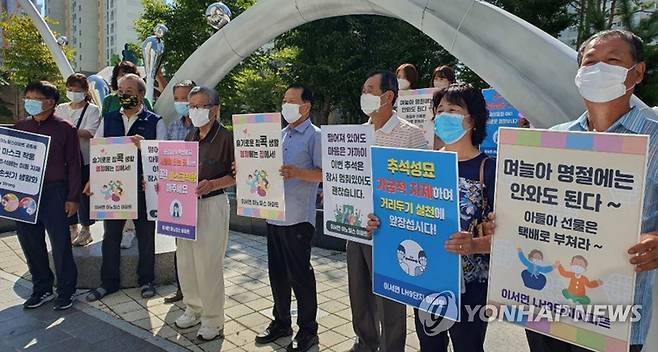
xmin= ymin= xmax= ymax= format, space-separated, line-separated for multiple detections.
xmin=119 ymin=93 xmax=139 ymax=109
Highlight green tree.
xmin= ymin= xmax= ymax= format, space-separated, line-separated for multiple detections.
xmin=566 ymin=0 xmax=658 ymax=104
xmin=490 ymin=0 xmax=575 ymax=37
xmin=276 ymin=16 xmax=458 ymax=124
xmin=136 ymin=0 xmax=262 ymax=121
xmin=0 ymin=14 xmax=74 ymax=91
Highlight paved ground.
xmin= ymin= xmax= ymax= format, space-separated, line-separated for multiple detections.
xmin=0 ymin=226 xmax=544 ymax=351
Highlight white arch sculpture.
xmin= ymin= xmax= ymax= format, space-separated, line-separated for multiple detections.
xmin=17 ymin=0 xmax=74 ymax=80
xmin=155 ymin=0 xmax=592 ymax=127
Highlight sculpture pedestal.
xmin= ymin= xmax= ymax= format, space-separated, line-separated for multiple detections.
xmin=48 ymin=222 xmax=176 ymax=289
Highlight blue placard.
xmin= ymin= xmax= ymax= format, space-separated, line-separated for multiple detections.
xmin=0 ymin=127 xmax=50 ymax=224
xmin=371 ymin=146 xmax=461 ymax=320
xmin=481 ymin=88 xmax=521 ymax=157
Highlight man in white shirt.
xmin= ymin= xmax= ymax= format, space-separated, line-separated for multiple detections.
xmin=348 ymin=70 xmax=428 ymax=352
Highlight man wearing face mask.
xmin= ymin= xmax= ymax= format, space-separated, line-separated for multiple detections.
xmin=85 ymin=73 xmax=167 ymax=302
xmin=173 ymin=86 xmax=235 ymax=341
xmin=166 ymin=80 xmax=196 ymax=141
xmin=163 ymin=79 xmax=197 ymax=305
xmin=14 ymin=81 xmax=81 ymax=311
xmin=523 ymin=29 xmax=658 ymax=352
xmin=254 ymin=84 xmax=321 ymax=352
xmin=348 ymin=71 xmax=428 ymax=352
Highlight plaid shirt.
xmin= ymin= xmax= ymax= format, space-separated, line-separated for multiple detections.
xmin=166 ymin=116 xmax=194 ymax=141
xmin=551 ymin=105 xmax=658 ymax=345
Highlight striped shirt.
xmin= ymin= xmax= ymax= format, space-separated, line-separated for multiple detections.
xmin=367 ymin=112 xmax=429 ymax=149
xmin=551 ymin=105 xmax=658 ymax=345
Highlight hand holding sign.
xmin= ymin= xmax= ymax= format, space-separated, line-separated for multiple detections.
xmin=280 ymin=165 xmax=299 ymax=180
xmin=65 ymin=201 xmax=79 ymax=217
xmin=129 ymin=134 xmax=145 ymax=149
xmin=444 ymin=231 xmax=475 ymax=255
xmin=196 ymin=179 xmax=214 ymax=197
xmin=366 ymin=213 xmax=380 ymax=238
xmin=628 ymin=232 xmax=658 ymax=272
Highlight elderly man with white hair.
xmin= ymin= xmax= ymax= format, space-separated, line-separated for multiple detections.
xmin=85 ymin=73 xmax=167 ymax=302
xmin=171 ymin=86 xmax=235 ymax=341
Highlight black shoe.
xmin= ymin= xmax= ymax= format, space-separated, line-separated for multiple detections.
xmin=164 ymin=289 xmax=183 ymax=304
xmin=287 ymin=331 xmax=319 ymax=352
xmin=255 ymin=321 xmax=293 ymax=344
xmin=53 ymin=297 xmax=73 ymax=311
xmin=23 ymin=291 xmax=55 ymax=309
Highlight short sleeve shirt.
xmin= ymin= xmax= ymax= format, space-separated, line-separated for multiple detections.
xmin=267 ymin=118 xmax=322 ymax=227
xmin=551 ymin=105 xmax=658 ymax=345
xmin=185 ymin=121 xmax=234 ymax=182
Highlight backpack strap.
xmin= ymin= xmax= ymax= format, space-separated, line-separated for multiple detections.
xmin=76 ymin=103 xmax=89 ymax=129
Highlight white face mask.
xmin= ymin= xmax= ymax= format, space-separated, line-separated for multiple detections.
xmin=281 ymin=103 xmax=302 ymax=124
xmin=360 ymin=93 xmax=383 ymax=116
xmin=575 ymin=62 xmax=636 ymax=103
xmin=571 ymin=264 xmax=586 ymax=275
xmin=66 ymin=91 xmax=86 ymax=103
xmin=397 ymin=78 xmax=410 ymax=90
xmin=189 ymin=108 xmax=211 ymax=127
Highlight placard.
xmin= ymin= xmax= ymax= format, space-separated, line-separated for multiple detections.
xmin=141 ymin=140 xmax=159 ymax=221
xmin=321 ymin=125 xmax=374 ymax=245
xmin=481 ymin=88 xmax=521 ymax=157
xmin=233 ymin=113 xmax=285 ymax=221
xmin=488 ymin=128 xmax=647 ymax=352
xmin=372 ymin=146 xmax=461 ymax=319
xmin=0 ymin=127 xmax=50 ymax=224
xmin=397 ymin=88 xmax=437 ymax=148
xmin=157 ymin=141 xmax=198 ymax=240
xmin=90 ymin=137 xmax=138 ymax=219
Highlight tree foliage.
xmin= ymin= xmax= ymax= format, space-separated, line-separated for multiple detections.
xmin=137 ymin=0 xmax=658 ymax=120
xmin=136 ymin=0 xmax=261 ymax=121
xmin=0 ymin=14 xmax=74 ymax=92
xmin=276 ymin=16 xmax=457 ymax=124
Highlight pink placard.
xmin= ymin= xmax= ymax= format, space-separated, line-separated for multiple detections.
xmin=157 ymin=141 xmax=198 ymax=240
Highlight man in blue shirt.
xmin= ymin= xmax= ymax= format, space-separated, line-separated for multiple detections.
xmin=526 ymin=29 xmax=658 ymax=352
xmin=254 ymin=84 xmax=321 ymax=352
xmin=163 ymin=79 xmax=197 ymax=305
xmin=166 ymin=80 xmax=196 ymax=142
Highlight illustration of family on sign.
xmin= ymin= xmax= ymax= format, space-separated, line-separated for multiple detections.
xmin=246 ymin=169 xmax=270 ymax=197
xmin=334 ymin=204 xmax=363 ymax=227
xmin=100 ymin=181 xmax=124 ymax=202
xmin=517 ymin=248 xmax=604 ymax=305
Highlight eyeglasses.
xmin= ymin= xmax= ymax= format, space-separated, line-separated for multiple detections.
xmin=189 ymin=104 xmax=216 ymax=109
xmin=23 ymin=97 xmax=49 ymax=102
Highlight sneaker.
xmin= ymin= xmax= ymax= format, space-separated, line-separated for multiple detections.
xmin=120 ymin=230 xmax=135 ymax=249
xmin=69 ymin=225 xmax=79 ymax=244
xmin=140 ymin=283 xmax=156 ymax=298
xmin=53 ymin=297 xmax=73 ymax=311
xmin=72 ymin=226 xmax=92 ymax=246
xmin=175 ymin=310 xmax=201 ymax=329
xmin=23 ymin=291 xmax=55 ymax=309
xmin=197 ymin=325 xmax=223 ymax=341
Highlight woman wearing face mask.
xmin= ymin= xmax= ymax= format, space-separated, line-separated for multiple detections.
xmin=367 ymin=83 xmax=495 ymax=352
xmin=55 ymin=74 xmax=101 ymax=246
xmin=430 ymin=65 xmax=456 ymax=90
xmin=396 ymin=63 xmax=419 ymax=91
xmin=102 ymin=61 xmax=153 ymax=115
